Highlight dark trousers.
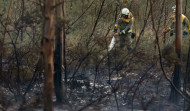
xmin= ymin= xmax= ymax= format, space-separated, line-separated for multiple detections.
xmin=119 ymin=33 xmax=132 ymax=51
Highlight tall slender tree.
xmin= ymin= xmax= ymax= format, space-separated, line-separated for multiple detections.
xmin=54 ymin=0 xmax=65 ymax=103
xmin=62 ymin=0 xmax=67 ymax=84
xmin=169 ymin=0 xmax=182 ymax=103
xmin=41 ymin=0 xmax=55 ymax=110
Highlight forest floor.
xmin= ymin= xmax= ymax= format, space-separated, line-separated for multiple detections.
xmin=0 ymin=47 xmax=190 ymax=111
xmin=1 ymin=63 xmax=189 ymax=111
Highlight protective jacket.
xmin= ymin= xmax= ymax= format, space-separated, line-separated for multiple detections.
xmin=114 ymin=12 xmax=135 ymax=35
xmin=166 ymin=13 xmax=190 ymax=36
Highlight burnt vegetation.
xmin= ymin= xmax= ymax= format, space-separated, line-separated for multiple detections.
xmin=0 ymin=0 xmax=190 ymax=111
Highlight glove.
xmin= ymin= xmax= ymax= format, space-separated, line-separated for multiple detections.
xmin=183 ymin=31 xmax=188 ymax=36
xmin=170 ymin=30 xmax=174 ymax=36
xmin=131 ymin=33 xmax=136 ymax=39
xmin=114 ymin=28 xmax=117 ymax=33
xmin=128 ymin=29 xmax=132 ymax=33
xmin=120 ymin=30 xmax=126 ymax=35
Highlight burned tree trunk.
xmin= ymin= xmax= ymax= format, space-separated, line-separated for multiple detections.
xmin=169 ymin=0 xmax=182 ymax=103
xmin=62 ymin=0 xmax=67 ymax=84
xmin=41 ymin=0 xmax=55 ymax=110
xmin=54 ymin=0 xmax=65 ymax=103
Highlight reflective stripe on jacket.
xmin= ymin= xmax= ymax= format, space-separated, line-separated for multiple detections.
xmin=166 ymin=14 xmax=190 ymax=35
xmin=114 ymin=12 xmax=133 ymax=34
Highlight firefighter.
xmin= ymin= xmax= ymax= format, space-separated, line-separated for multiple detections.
xmin=112 ymin=8 xmax=136 ymax=51
xmin=164 ymin=5 xmax=190 ymax=86
xmin=164 ymin=5 xmax=190 ymax=39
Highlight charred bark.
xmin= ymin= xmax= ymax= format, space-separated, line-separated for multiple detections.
xmin=169 ymin=0 xmax=182 ymax=103
xmin=41 ymin=0 xmax=55 ymax=110
xmin=54 ymin=0 xmax=65 ymax=103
